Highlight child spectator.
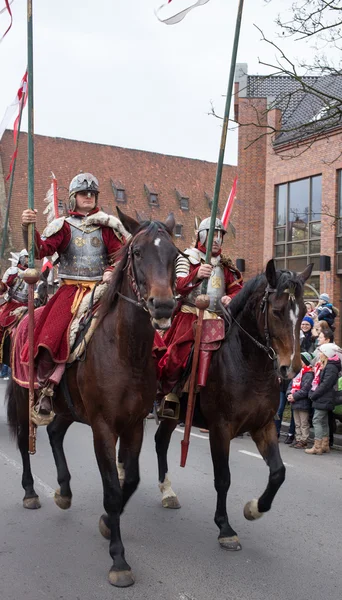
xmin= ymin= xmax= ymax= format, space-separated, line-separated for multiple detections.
xmin=315 ymin=294 xmax=339 ymax=330
xmin=305 ymin=343 xmax=341 ymax=455
xmin=286 ymin=352 xmax=314 ymax=449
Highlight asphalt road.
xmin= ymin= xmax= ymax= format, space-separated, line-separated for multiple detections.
xmin=0 ymin=379 xmax=341 ymax=600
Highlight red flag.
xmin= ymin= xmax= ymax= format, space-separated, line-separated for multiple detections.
xmin=5 ymin=72 xmax=28 ymax=180
xmin=42 ymin=258 xmax=53 ymax=272
xmin=221 ymin=176 xmax=237 ymax=229
xmin=0 ymin=0 xmax=14 ymax=43
xmin=155 ymin=0 xmax=210 ymax=25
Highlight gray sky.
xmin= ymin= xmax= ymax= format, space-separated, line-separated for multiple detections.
xmin=0 ymin=0 xmax=316 ymax=166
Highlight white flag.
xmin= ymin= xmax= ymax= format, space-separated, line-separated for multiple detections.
xmin=155 ymin=0 xmax=210 ymax=25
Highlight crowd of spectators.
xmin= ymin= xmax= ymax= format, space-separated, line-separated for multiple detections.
xmin=276 ymin=293 xmax=342 ymax=453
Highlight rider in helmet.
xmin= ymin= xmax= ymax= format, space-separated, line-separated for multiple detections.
xmin=0 ymin=249 xmax=29 ymax=368
xmin=157 ymin=216 xmax=243 ymax=403
xmin=21 ymin=173 xmax=127 ymax=424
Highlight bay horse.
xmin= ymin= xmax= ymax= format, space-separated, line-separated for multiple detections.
xmin=6 ymin=212 xmax=178 ymax=588
xmin=154 ymin=260 xmax=313 ymax=550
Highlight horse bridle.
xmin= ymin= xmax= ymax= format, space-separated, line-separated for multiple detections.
xmin=224 ymin=284 xmax=277 ymax=361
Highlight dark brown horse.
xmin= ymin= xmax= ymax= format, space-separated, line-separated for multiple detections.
xmin=6 ymin=213 xmax=178 ymax=588
xmin=154 ymin=260 xmax=313 ymax=550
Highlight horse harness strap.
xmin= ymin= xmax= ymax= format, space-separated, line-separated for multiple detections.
xmin=224 ymin=284 xmax=277 ymax=362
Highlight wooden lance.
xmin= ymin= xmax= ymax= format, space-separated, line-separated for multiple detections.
xmin=23 ymin=0 xmax=39 ymax=455
xmin=180 ymin=0 xmax=245 ymax=467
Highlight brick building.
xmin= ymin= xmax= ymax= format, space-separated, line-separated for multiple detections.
xmin=235 ymin=64 xmax=342 ymax=337
xmin=0 ymin=131 xmax=237 ymax=270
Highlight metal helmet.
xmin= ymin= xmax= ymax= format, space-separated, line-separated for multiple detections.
xmin=197 ymin=217 xmax=226 ymax=246
xmin=18 ymin=248 xmax=28 ymax=266
xmin=68 ymin=172 xmax=99 ymax=210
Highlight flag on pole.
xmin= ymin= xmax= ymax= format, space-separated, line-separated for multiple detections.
xmin=155 ymin=0 xmax=210 ymax=25
xmin=0 ymin=70 xmax=27 ymax=141
xmin=0 ymin=0 xmax=14 ymax=44
xmin=4 ymin=72 xmax=28 ymax=180
xmin=42 ymin=258 xmax=53 ymax=273
xmin=221 ymin=176 xmax=237 ymax=229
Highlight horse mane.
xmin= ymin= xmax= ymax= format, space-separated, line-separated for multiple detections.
xmin=98 ymin=220 xmax=173 ymax=322
xmin=228 ymin=268 xmax=305 ymax=320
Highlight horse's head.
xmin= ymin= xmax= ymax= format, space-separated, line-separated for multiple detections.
xmin=263 ymin=259 xmax=313 ymax=379
xmin=117 ymin=209 xmax=179 ymax=330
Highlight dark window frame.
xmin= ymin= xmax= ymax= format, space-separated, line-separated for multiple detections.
xmin=336 ymin=170 xmax=342 ymax=274
xmin=175 ymin=223 xmax=183 ymax=238
xmin=110 ymin=179 xmax=127 ymax=203
xmin=274 ymin=175 xmax=322 ymax=283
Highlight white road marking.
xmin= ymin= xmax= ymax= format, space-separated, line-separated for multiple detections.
xmin=0 ymin=449 xmax=55 ymax=497
xmin=154 ymin=237 xmax=161 ymax=246
xmin=175 ymin=428 xmax=209 ymax=440
xmin=239 ymin=449 xmax=293 ymax=467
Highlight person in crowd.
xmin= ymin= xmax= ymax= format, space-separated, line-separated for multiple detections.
xmin=305 ymin=301 xmax=316 ymax=319
xmin=305 ymin=343 xmax=341 ymax=455
xmin=300 ymin=316 xmax=317 ymax=353
xmin=286 ymin=352 xmax=314 ymax=449
xmin=275 ymin=376 xmax=295 ymax=443
xmin=315 ymin=293 xmax=339 ymax=330
xmin=312 ymin=326 xmax=338 ymax=446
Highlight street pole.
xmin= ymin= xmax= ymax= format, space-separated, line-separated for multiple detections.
xmin=180 ymin=0 xmax=245 ymax=467
xmin=24 ymin=0 xmax=39 ymax=455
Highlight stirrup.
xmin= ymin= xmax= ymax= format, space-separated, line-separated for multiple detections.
xmin=31 ymin=386 xmax=55 ymax=426
xmin=157 ymin=393 xmax=180 ymax=420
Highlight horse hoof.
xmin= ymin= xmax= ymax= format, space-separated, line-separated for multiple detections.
xmin=99 ymin=514 xmax=111 ymax=539
xmin=162 ymin=495 xmax=181 ymax=509
xmin=54 ymin=489 xmax=72 ymax=510
xmin=219 ymin=535 xmax=242 ymax=551
xmin=23 ymin=496 xmax=41 ymax=510
xmin=108 ymin=568 xmax=134 ymax=588
xmin=244 ymin=499 xmax=263 ymax=521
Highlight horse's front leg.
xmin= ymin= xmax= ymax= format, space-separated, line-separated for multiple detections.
xmin=209 ymin=423 xmax=242 ymax=551
xmin=245 ymin=420 xmax=286 ymax=521
xmin=155 ymin=418 xmax=181 ymax=508
xmin=92 ymin=419 xmax=134 ymax=588
xmin=47 ymin=414 xmax=74 ymax=510
xmin=17 ymin=410 xmax=41 ymax=510
xmin=120 ymin=422 xmax=144 ymax=510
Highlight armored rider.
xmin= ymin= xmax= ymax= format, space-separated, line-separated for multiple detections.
xmin=158 ymin=217 xmax=243 ymax=397
xmin=0 ymin=249 xmax=29 ymax=365
xmin=21 ymin=173 xmax=126 ymax=423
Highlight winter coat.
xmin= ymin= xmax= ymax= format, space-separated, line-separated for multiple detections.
xmin=309 ymin=356 xmax=341 ymax=411
xmin=286 ymin=371 xmax=314 ymax=411
xmin=317 ymin=304 xmax=336 ymax=327
xmin=300 ymin=332 xmax=317 ymax=354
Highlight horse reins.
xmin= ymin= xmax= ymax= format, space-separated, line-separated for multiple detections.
xmin=223 ymin=284 xmax=277 ymax=361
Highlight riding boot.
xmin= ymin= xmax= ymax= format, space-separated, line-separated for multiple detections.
xmin=36 ymin=348 xmax=55 ymax=415
xmin=197 ymin=349 xmax=212 ymax=387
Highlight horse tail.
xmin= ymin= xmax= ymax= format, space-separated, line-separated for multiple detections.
xmin=5 ymin=378 xmax=18 ymax=443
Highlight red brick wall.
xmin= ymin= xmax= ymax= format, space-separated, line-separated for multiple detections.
xmin=0 ymin=131 xmax=237 ymax=268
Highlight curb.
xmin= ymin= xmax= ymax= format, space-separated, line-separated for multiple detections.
xmin=281 ymin=420 xmax=342 ymax=450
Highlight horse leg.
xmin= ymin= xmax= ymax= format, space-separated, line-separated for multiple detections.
xmin=117 ymin=440 xmax=126 ymax=488
xmin=244 ymin=421 xmax=286 ymax=521
xmin=120 ymin=422 xmax=144 ymax=511
xmin=47 ymin=415 xmax=74 ymax=510
xmin=7 ymin=381 xmax=40 ymax=509
xmin=155 ymin=418 xmax=181 ymax=509
xmin=93 ymin=420 xmax=134 ymax=588
xmin=210 ymin=424 xmax=241 ymax=551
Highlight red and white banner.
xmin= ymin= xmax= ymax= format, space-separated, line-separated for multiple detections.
xmin=0 ymin=70 xmax=27 ymax=142
xmin=0 ymin=0 xmax=14 ymax=44
xmin=155 ymin=0 xmax=210 ymax=25
xmin=221 ymin=176 xmax=237 ymax=229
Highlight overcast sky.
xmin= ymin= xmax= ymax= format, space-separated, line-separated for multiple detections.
xmin=0 ymin=0 xmax=317 ymax=166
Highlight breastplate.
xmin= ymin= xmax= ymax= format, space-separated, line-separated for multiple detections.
xmin=58 ymin=216 xmax=108 ymax=281
xmin=8 ymin=277 xmax=29 ymax=303
xmin=187 ymin=264 xmax=225 ymax=314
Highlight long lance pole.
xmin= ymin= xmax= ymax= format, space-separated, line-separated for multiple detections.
xmin=24 ymin=0 xmax=39 ymax=455
xmin=181 ymin=0 xmax=245 ymax=468
xmin=0 ymin=91 xmax=26 ymax=259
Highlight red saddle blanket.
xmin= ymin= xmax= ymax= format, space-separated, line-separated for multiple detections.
xmin=11 ymin=309 xmax=42 ymax=389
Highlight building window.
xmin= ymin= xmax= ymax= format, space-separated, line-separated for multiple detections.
xmin=175 ymin=189 xmax=189 ymax=210
xmin=337 ymin=170 xmax=342 ymax=273
xmin=175 ymin=224 xmax=183 ymax=238
xmin=111 ymin=179 xmax=126 ymax=203
xmin=274 ymin=175 xmax=321 ymax=289
xmin=144 ymin=184 xmax=159 ymax=207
